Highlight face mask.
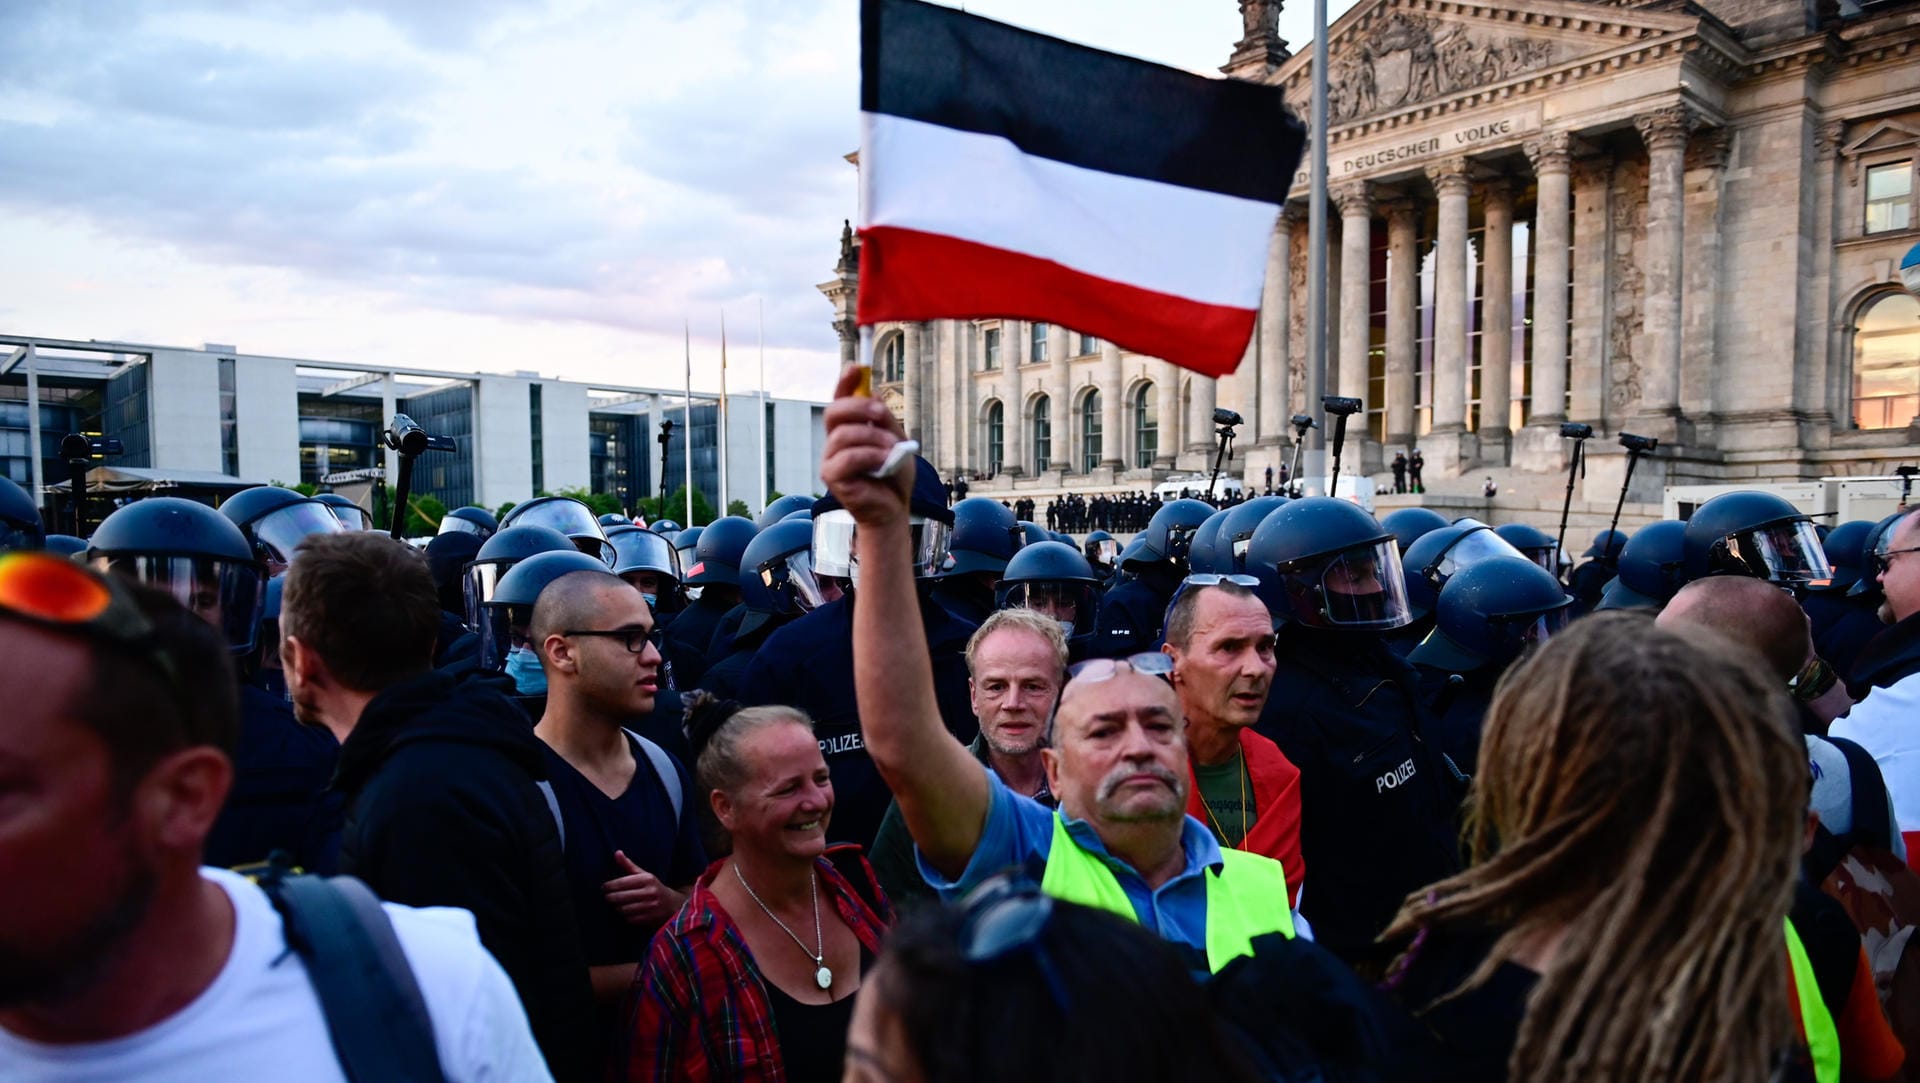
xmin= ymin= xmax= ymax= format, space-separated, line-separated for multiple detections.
xmin=641 ymin=592 xmax=658 ymax=611
xmin=505 ymin=645 xmax=548 ymax=696
xmin=1056 ymin=618 xmax=1076 ymax=638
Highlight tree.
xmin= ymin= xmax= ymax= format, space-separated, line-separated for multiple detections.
xmin=637 ymin=485 xmax=717 ymax=526
xmin=403 ymin=494 xmax=448 ymax=538
xmin=495 ymin=501 xmax=518 ymax=523
xmin=292 ymin=482 xmax=319 ymax=497
xmin=727 ymin=499 xmax=751 ymax=519
xmin=550 ymin=486 xmax=623 ymax=518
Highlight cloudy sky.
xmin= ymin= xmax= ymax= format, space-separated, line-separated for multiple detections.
xmin=0 ymin=0 xmax=1354 ymax=400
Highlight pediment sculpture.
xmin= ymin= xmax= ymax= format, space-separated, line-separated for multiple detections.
xmin=1311 ymin=14 xmax=1563 ymax=125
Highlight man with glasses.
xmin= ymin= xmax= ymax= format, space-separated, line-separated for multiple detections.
xmin=822 ymin=369 xmax=1297 ymax=979
xmin=1160 ymin=578 xmax=1305 ymax=908
xmin=1833 ymin=509 xmax=1920 ymax=854
xmin=525 ymin=570 xmax=704 ymax=1059
xmin=280 ymin=532 xmax=595 ymax=1081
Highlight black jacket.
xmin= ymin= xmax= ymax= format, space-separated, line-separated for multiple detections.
xmin=1256 ymin=626 xmax=1465 ymax=971
xmin=1091 ymin=568 xmax=1176 ymax=659
xmin=333 ymin=671 xmax=595 ymax=1082
xmin=205 ymin=683 xmax=341 ymax=874
xmin=699 ymin=608 xmax=793 ymax=701
xmin=1845 ymin=608 xmax=1920 ymax=696
xmin=661 ymin=592 xmax=732 ymax=690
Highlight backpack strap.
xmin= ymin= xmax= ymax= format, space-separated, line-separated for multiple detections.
xmin=1831 ymin=736 xmax=1895 ymax=851
xmin=262 ymin=874 xmax=447 ymax=1083
xmin=624 ymin=729 xmax=685 ymax=825
xmin=536 ymin=779 xmax=566 ymax=853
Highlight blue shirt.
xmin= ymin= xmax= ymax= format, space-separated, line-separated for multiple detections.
xmin=917 ymin=764 xmax=1227 ymax=975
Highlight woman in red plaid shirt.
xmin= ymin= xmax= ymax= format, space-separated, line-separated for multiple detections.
xmin=617 ymin=698 xmax=892 ymax=1082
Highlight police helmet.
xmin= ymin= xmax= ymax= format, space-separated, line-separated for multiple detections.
xmin=220 ymin=485 xmax=346 ymax=573
xmin=1680 ymin=491 xmax=1829 ymax=585
xmin=1186 ymin=509 xmax=1235 ymax=576
xmin=1381 ymin=507 xmax=1451 ymax=555
xmin=1083 ymin=530 xmax=1118 ymax=572
xmin=1584 ymin=528 xmax=1632 ymax=563
xmin=439 ymin=505 xmax=498 ymax=541
xmin=1143 ymin=499 xmax=1215 ymax=565
xmin=812 ymin=456 xmax=953 ymax=585
xmin=650 ymin=519 xmax=683 ymax=536
xmin=1016 ymin=521 xmax=1050 ymax=549
xmin=313 ymin=492 xmax=375 ymax=531
xmin=687 ymin=516 xmax=758 ymax=587
xmin=1402 ymin=524 xmax=1472 ymax=620
xmin=1221 ymin=496 xmax=1287 ymax=573
xmin=1492 ymin=522 xmax=1561 ymax=574
xmin=89 ymin=496 xmax=267 ymax=653
xmin=1595 ymin=520 xmax=1688 ymax=610
xmin=756 ymin=494 xmax=814 ymax=529
xmin=42 ymin=534 xmax=87 ymax=558
xmin=1245 ymin=498 xmax=1412 ymax=630
xmin=944 ymin=497 xmax=1023 ymax=578
xmin=606 ymin=525 xmax=682 ymax=605
xmin=598 ymin=512 xmax=632 ymax=528
xmin=996 ymin=541 xmax=1101 ymax=641
xmin=501 ymin=496 xmax=615 ymax=566
xmin=463 ymin=524 xmax=576 ymax=635
xmin=474 ymin=551 xmax=616 ymax=674
xmin=1117 ymin=535 xmax=1151 ymax=573
xmin=1815 ymin=519 xmax=1875 ymax=593
xmin=782 ymin=509 xmax=812 ymax=523
xmin=1410 ymin=556 xmax=1572 ymax=672
xmin=741 ymin=518 xmax=829 ymax=617
xmin=671 ymin=526 xmax=703 ymax=580
xmin=0 ymin=475 xmax=45 ymax=551
xmin=1408 ymin=520 xmax=1528 ymax=610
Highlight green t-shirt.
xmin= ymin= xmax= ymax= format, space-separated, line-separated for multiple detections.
xmin=1193 ymin=754 xmax=1256 ymax=848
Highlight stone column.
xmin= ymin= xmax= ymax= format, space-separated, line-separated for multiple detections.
xmin=1005 ymin=320 xmax=1027 ymax=476
xmin=1479 ymin=177 xmax=1515 ymax=461
xmin=1383 ymin=197 xmax=1419 ymax=452
xmin=1424 ymin=158 xmax=1476 ymax=476
xmin=1100 ymin=340 xmax=1125 ymax=469
xmin=1567 ymin=154 xmax=1612 ymax=428
xmin=1152 ymin=360 xmax=1180 ymax=469
xmin=901 ymin=324 xmax=923 ymax=443
xmin=1257 ymin=210 xmax=1293 ymax=446
xmin=1523 ymin=132 xmax=1571 ymax=426
xmin=1186 ymin=372 xmax=1217 ymax=456
xmin=1048 ymin=323 xmax=1071 ymax=472
xmin=1333 ymin=181 xmax=1373 ymax=407
xmin=1634 ymin=105 xmax=1696 ymax=428
xmin=834 ymin=317 xmax=857 ymax=367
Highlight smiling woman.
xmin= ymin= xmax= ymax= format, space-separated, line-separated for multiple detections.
xmin=615 ymin=695 xmax=894 ymax=1083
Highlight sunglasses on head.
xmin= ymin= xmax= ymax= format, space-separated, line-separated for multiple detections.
xmin=956 ymin=873 xmax=1070 ymax=1010
xmin=0 ymin=549 xmax=187 ymax=699
xmin=1066 ymin=651 xmax=1174 ymax=684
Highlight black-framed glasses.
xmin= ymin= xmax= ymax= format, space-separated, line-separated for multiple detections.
xmin=1066 ymin=651 xmax=1174 ymax=683
xmin=956 ymin=873 xmax=1070 ymax=1010
xmin=1871 ymin=546 xmax=1920 ymax=576
xmin=562 ymin=627 xmax=655 ymax=653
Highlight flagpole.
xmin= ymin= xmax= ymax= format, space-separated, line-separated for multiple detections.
xmin=683 ymin=321 xmax=695 ymax=525
xmin=719 ymin=311 xmax=731 ymax=517
xmin=757 ymin=297 xmax=768 ymax=514
xmin=1304 ymin=0 xmax=1330 ymax=481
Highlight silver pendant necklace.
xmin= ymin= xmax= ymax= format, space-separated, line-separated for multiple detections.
xmin=733 ymin=861 xmax=832 ymax=990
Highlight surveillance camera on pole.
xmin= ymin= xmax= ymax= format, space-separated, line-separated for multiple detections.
xmin=1553 ymin=422 xmax=1594 ymax=572
xmin=382 ymin=413 xmax=456 ymax=540
xmin=59 ymin=433 xmax=123 ymax=538
xmin=1287 ymin=413 xmax=1318 ymax=499
xmin=1322 ymin=396 xmax=1362 ymax=501
xmin=1205 ymin=408 xmax=1244 ymax=502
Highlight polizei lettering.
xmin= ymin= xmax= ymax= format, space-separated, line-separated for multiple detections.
xmin=821 ymin=733 xmax=865 ymax=755
xmin=1376 ymin=758 xmax=1416 ymax=793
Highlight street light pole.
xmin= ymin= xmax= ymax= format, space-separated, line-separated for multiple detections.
xmin=656 ymin=419 xmax=675 ymax=518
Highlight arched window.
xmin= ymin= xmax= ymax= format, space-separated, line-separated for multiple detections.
xmin=881 ymin=334 xmax=905 ymax=383
xmin=1030 ymin=322 xmax=1048 ymax=364
xmin=1081 ymin=391 xmax=1102 ymax=473
xmin=1852 ymin=291 xmax=1920 ymax=430
xmin=1133 ymin=383 xmax=1157 ymax=468
xmin=985 ymin=401 xmax=1004 ymax=474
xmin=1032 ymin=395 xmax=1052 ymax=473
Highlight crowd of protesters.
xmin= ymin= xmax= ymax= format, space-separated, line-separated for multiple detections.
xmin=3 ymin=364 xmax=1919 ymax=1082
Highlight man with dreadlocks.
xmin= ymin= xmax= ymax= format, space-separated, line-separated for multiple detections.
xmin=1379 ymin=611 xmax=1844 ymax=1083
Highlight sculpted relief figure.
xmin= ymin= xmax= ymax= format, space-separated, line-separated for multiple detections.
xmin=1321 ymin=13 xmax=1564 ymax=125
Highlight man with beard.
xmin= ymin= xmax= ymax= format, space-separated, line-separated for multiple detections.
xmin=1161 ymin=580 xmax=1305 ymax=907
xmin=820 ymin=369 xmax=1298 ymax=978
xmin=0 ymin=553 xmax=546 ymax=1080
xmin=1833 ymin=508 xmax=1920 ymax=853
xmin=868 ymin=608 xmax=1065 ymax=910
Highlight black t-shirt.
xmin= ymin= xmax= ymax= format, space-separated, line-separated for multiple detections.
xmin=764 ymin=945 xmax=875 ymax=1083
xmin=1387 ymin=928 xmax=1537 ymax=1083
xmin=539 ymin=733 xmax=708 ymax=966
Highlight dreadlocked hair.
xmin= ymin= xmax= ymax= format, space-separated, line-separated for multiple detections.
xmin=1381 ymin=610 xmax=1809 ymax=1083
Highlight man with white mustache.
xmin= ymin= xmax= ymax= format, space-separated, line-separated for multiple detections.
xmin=822 ymin=368 xmax=1300 ymax=979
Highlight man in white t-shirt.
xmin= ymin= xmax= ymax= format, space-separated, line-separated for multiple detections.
xmin=0 ymin=555 xmax=549 ymax=1081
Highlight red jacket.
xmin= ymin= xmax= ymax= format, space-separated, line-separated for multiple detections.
xmin=1186 ymin=727 xmax=1305 ymax=907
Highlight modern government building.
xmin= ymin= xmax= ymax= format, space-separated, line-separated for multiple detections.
xmin=827 ymin=0 xmax=1920 ymax=517
xmin=0 ymin=333 xmax=828 ymax=520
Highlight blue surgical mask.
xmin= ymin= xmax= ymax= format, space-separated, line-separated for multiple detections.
xmin=641 ymin=592 xmax=658 ymax=611
xmin=505 ymin=645 xmax=548 ymax=695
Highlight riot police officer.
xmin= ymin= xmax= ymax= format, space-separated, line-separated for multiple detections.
xmin=1381 ymin=507 xmax=1450 ymax=556
xmin=930 ymin=497 xmax=1024 ymax=626
xmin=501 ymin=495 xmax=617 ymax=565
xmin=1246 ymin=497 xmax=1463 ymax=972
xmin=1595 ymin=520 xmax=1688 ymax=611
xmin=0 ymin=475 xmax=45 ymax=551
xmin=1185 ymin=508 xmax=1234 ymax=576
xmin=1219 ymin=495 xmax=1287 ymax=574
xmin=1082 ymin=529 xmax=1119 ymax=585
xmin=438 ymin=505 xmax=499 ymax=541
xmin=700 ymin=517 xmax=822 ymax=698
xmin=1680 ymin=490 xmax=1830 ymax=587
xmin=1090 ymin=498 xmax=1212 ymax=657
xmin=219 ymin=485 xmax=346 ymax=575
xmin=607 ymin=524 xmax=685 ymax=624
xmin=994 ymin=540 xmax=1101 ymax=661
xmin=458 ymin=524 xmax=580 ymax=679
xmin=662 ymin=515 xmax=756 ymax=690
xmin=1567 ymin=527 xmax=1631 ymax=612
xmin=1409 ymin=556 xmax=1572 ymax=774
xmin=1802 ymin=518 xmax=1887 ymax=690
xmin=314 ymin=492 xmax=376 ymax=531
xmin=1492 ymin=521 xmax=1561 ymax=577
xmin=755 ymin=493 xmax=814 ymax=528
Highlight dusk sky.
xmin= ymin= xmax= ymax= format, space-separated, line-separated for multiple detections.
xmin=0 ymin=0 xmax=1356 ymax=400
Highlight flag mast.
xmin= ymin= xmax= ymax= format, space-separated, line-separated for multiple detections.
xmin=683 ymin=321 xmax=695 ymax=525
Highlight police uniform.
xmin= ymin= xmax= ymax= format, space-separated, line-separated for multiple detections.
xmin=660 ymin=592 xmax=732 ymax=691
xmin=1090 ymin=566 xmax=1178 ymax=659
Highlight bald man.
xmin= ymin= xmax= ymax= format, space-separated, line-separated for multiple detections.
xmin=530 ymin=571 xmax=705 ymax=1023
xmin=1658 ymin=576 xmax=1853 ymax=730
xmin=821 ymin=365 xmax=1300 ymax=978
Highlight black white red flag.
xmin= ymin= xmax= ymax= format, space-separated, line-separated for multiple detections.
xmin=857 ymin=0 xmax=1305 ymax=378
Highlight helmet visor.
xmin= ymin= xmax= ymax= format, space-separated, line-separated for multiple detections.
xmin=761 ymin=549 xmax=829 ymax=614
xmin=97 ymin=554 xmax=265 ymax=654
xmin=1089 ymin=539 xmax=1119 ymax=568
xmin=1314 ymin=541 xmax=1412 ymax=629
xmin=1503 ymin=603 xmax=1572 ymax=653
xmin=252 ymin=502 xmax=347 ymax=571
xmin=813 ymin=510 xmax=856 ymax=580
xmin=506 ymin=499 xmax=607 ymax=541
xmin=610 ymin=530 xmax=681 ymax=582
xmin=571 ymin=534 xmax=618 ymax=567
xmin=463 ymin=559 xmax=514 ymax=627
xmin=1431 ymin=527 xmax=1525 ymax=588
xmin=1 ymin=523 xmax=42 ymax=551
xmin=999 ymin=580 xmax=1099 ymax=635
xmin=473 ymin=602 xmax=532 ymax=674
xmin=327 ymin=504 xmax=376 ymax=531
xmin=1728 ymin=520 xmax=1831 ymax=584
xmin=439 ymin=515 xmax=488 ymax=538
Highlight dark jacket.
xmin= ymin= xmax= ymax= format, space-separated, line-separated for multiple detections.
xmin=1412 ymin=662 xmax=1501 ymax=777
xmin=205 ymin=683 xmax=341 ymax=874
xmin=739 ymin=590 xmax=978 ymax=848
xmin=661 ymin=593 xmax=733 ymax=691
xmin=698 ymin=609 xmax=793 ymax=701
xmin=1091 ymin=569 xmax=1176 ymax=659
xmin=1256 ymin=626 xmax=1465 ymax=972
xmin=1843 ymin=607 xmax=1920 ymax=696
xmin=333 ymin=671 xmax=595 ymax=1082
